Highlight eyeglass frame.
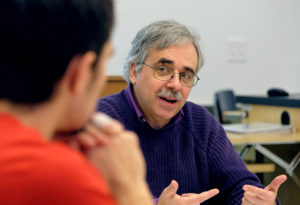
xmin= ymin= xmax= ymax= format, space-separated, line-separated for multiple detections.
xmin=140 ymin=62 xmax=200 ymax=87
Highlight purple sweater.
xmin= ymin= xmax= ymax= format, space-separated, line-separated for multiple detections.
xmin=97 ymin=89 xmax=272 ymax=205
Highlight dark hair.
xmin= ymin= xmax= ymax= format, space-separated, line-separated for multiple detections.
xmin=0 ymin=0 xmax=114 ymax=104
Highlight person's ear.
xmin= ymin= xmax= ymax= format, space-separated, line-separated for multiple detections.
xmin=129 ymin=62 xmax=138 ymax=85
xmin=64 ymin=51 xmax=97 ymax=95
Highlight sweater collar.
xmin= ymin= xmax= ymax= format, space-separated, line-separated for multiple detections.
xmin=124 ymin=84 xmax=184 ymax=128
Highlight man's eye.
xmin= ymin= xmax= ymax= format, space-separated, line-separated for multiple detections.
xmin=157 ymin=67 xmax=169 ymax=73
xmin=181 ymin=72 xmax=192 ymax=79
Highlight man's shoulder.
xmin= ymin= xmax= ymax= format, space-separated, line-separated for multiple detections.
xmin=182 ymin=101 xmax=220 ymax=130
xmin=183 ymin=101 xmax=214 ymax=118
xmin=30 ymin=143 xmax=114 ymax=203
xmin=0 ymin=139 xmax=115 ymax=204
xmin=21 ymin=142 xmax=99 ymax=183
xmin=98 ymin=91 xmax=126 ymax=108
xmin=97 ymin=90 xmax=131 ymax=121
xmin=39 ymin=142 xmax=102 ymax=176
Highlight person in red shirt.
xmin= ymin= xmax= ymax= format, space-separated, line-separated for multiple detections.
xmin=0 ymin=0 xmax=154 ymax=204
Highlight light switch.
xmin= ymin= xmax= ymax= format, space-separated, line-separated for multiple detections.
xmin=227 ymin=38 xmax=247 ymax=63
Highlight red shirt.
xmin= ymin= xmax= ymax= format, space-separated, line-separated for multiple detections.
xmin=0 ymin=113 xmax=116 ymax=205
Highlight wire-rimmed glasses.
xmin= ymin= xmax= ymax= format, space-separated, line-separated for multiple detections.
xmin=142 ymin=63 xmax=199 ymax=87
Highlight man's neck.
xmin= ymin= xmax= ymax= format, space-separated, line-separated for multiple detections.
xmin=0 ymin=99 xmax=62 ymax=140
xmin=145 ymin=117 xmax=169 ymax=130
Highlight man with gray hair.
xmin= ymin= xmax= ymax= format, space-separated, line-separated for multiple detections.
xmin=97 ymin=20 xmax=286 ymax=204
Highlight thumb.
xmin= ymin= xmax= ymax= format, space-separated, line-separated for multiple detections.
xmin=265 ymin=174 xmax=287 ymax=193
xmin=161 ymin=180 xmax=179 ymax=198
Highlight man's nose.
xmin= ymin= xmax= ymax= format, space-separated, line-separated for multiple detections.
xmin=166 ymin=73 xmax=182 ymax=90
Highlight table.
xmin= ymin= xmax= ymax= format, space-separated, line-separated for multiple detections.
xmin=227 ymin=94 xmax=300 ymax=187
xmin=228 ymin=131 xmax=300 ymax=187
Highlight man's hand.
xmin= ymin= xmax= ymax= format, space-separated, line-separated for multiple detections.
xmin=55 ymin=113 xmax=153 ymax=205
xmin=242 ymin=174 xmax=287 ymax=205
xmin=158 ymin=180 xmax=219 ymax=205
xmin=54 ymin=113 xmax=124 ymax=150
xmin=85 ymin=113 xmax=153 ymax=205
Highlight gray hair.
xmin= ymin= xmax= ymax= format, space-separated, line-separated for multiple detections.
xmin=122 ymin=20 xmax=204 ymax=83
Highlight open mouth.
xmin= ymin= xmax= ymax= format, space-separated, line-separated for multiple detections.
xmin=160 ymin=97 xmax=177 ymax=104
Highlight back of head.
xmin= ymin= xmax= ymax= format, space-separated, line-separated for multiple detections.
xmin=122 ymin=20 xmax=203 ymax=83
xmin=0 ymin=0 xmax=113 ymax=104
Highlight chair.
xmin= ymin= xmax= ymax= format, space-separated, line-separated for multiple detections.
xmin=213 ymin=89 xmax=245 ymax=124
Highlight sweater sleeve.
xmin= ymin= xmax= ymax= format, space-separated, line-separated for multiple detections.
xmin=205 ymin=116 xmax=264 ymax=204
xmin=208 ymin=122 xmax=281 ymax=205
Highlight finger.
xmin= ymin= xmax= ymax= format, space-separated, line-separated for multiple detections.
xmin=91 ymin=112 xmax=124 ymax=135
xmin=243 ymin=190 xmax=264 ymax=205
xmin=184 ymin=189 xmax=219 ymax=204
xmin=84 ymin=123 xmax=110 ymax=146
xmin=265 ymin=174 xmax=287 ymax=193
xmin=241 ymin=197 xmax=247 ymax=205
xmin=242 ymin=196 xmax=256 ymax=205
xmin=53 ymin=132 xmax=82 ymax=149
xmin=68 ymin=139 xmax=80 ymax=149
xmin=160 ymin=180 xmax=179 ymax=198
xmin=181 ymin=193 xmax=195 ymax=197
xmin=243 ymin=185 xmax=275 ymax=201
xmin=77 ymin=132 xmax=97 ymax=149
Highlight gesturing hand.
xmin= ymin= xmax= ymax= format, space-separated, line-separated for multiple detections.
xmin=242 ymin=174 xmax=287 ymax=205
xmin=158 ymin=180 xmax=219 ymax=205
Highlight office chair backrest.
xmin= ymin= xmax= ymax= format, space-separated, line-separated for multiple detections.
xmin=214 ymin=89 xmax=237 ymax=123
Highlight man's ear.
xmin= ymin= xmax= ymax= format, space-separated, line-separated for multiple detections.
xmin=64 ymin=51 xmax=97 ymax=95
xmin=129 ymin=62 xmax=138 ymax=85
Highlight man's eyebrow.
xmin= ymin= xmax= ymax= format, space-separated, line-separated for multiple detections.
xmin=184 ymin=67 xmax=196 ymax=74
xmin=156 ymin=58 xmax=174 ymax=65
xmin=156 ymin=57 xmax=196 ymax=74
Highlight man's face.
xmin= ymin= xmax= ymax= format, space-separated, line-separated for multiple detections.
xmin=130 ymin=43 xmax=198 ymax=128
xmin=91 ymin=41 xmax=114 ymax=102
xmin=70 ymin=40 xmax=113 ymax=130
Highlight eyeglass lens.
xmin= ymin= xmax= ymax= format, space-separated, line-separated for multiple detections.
xmin=153 ymin=65 xmax=197 ymax=87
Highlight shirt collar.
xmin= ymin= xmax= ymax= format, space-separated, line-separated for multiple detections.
xmin=124 ymin=84 xmax=184 ymax=126
xmin=124 ymin=84 xmax=145 ymax=123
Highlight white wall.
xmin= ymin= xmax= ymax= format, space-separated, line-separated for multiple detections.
xmin=107 ymin=0 xmax=300 ymax=104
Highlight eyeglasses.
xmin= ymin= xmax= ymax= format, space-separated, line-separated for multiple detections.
xmin=142 ymin=63 xmax=200 ymax=87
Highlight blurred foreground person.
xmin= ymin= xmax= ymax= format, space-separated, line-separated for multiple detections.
xmin=0 ymin=0 xmax=153 ymax=204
